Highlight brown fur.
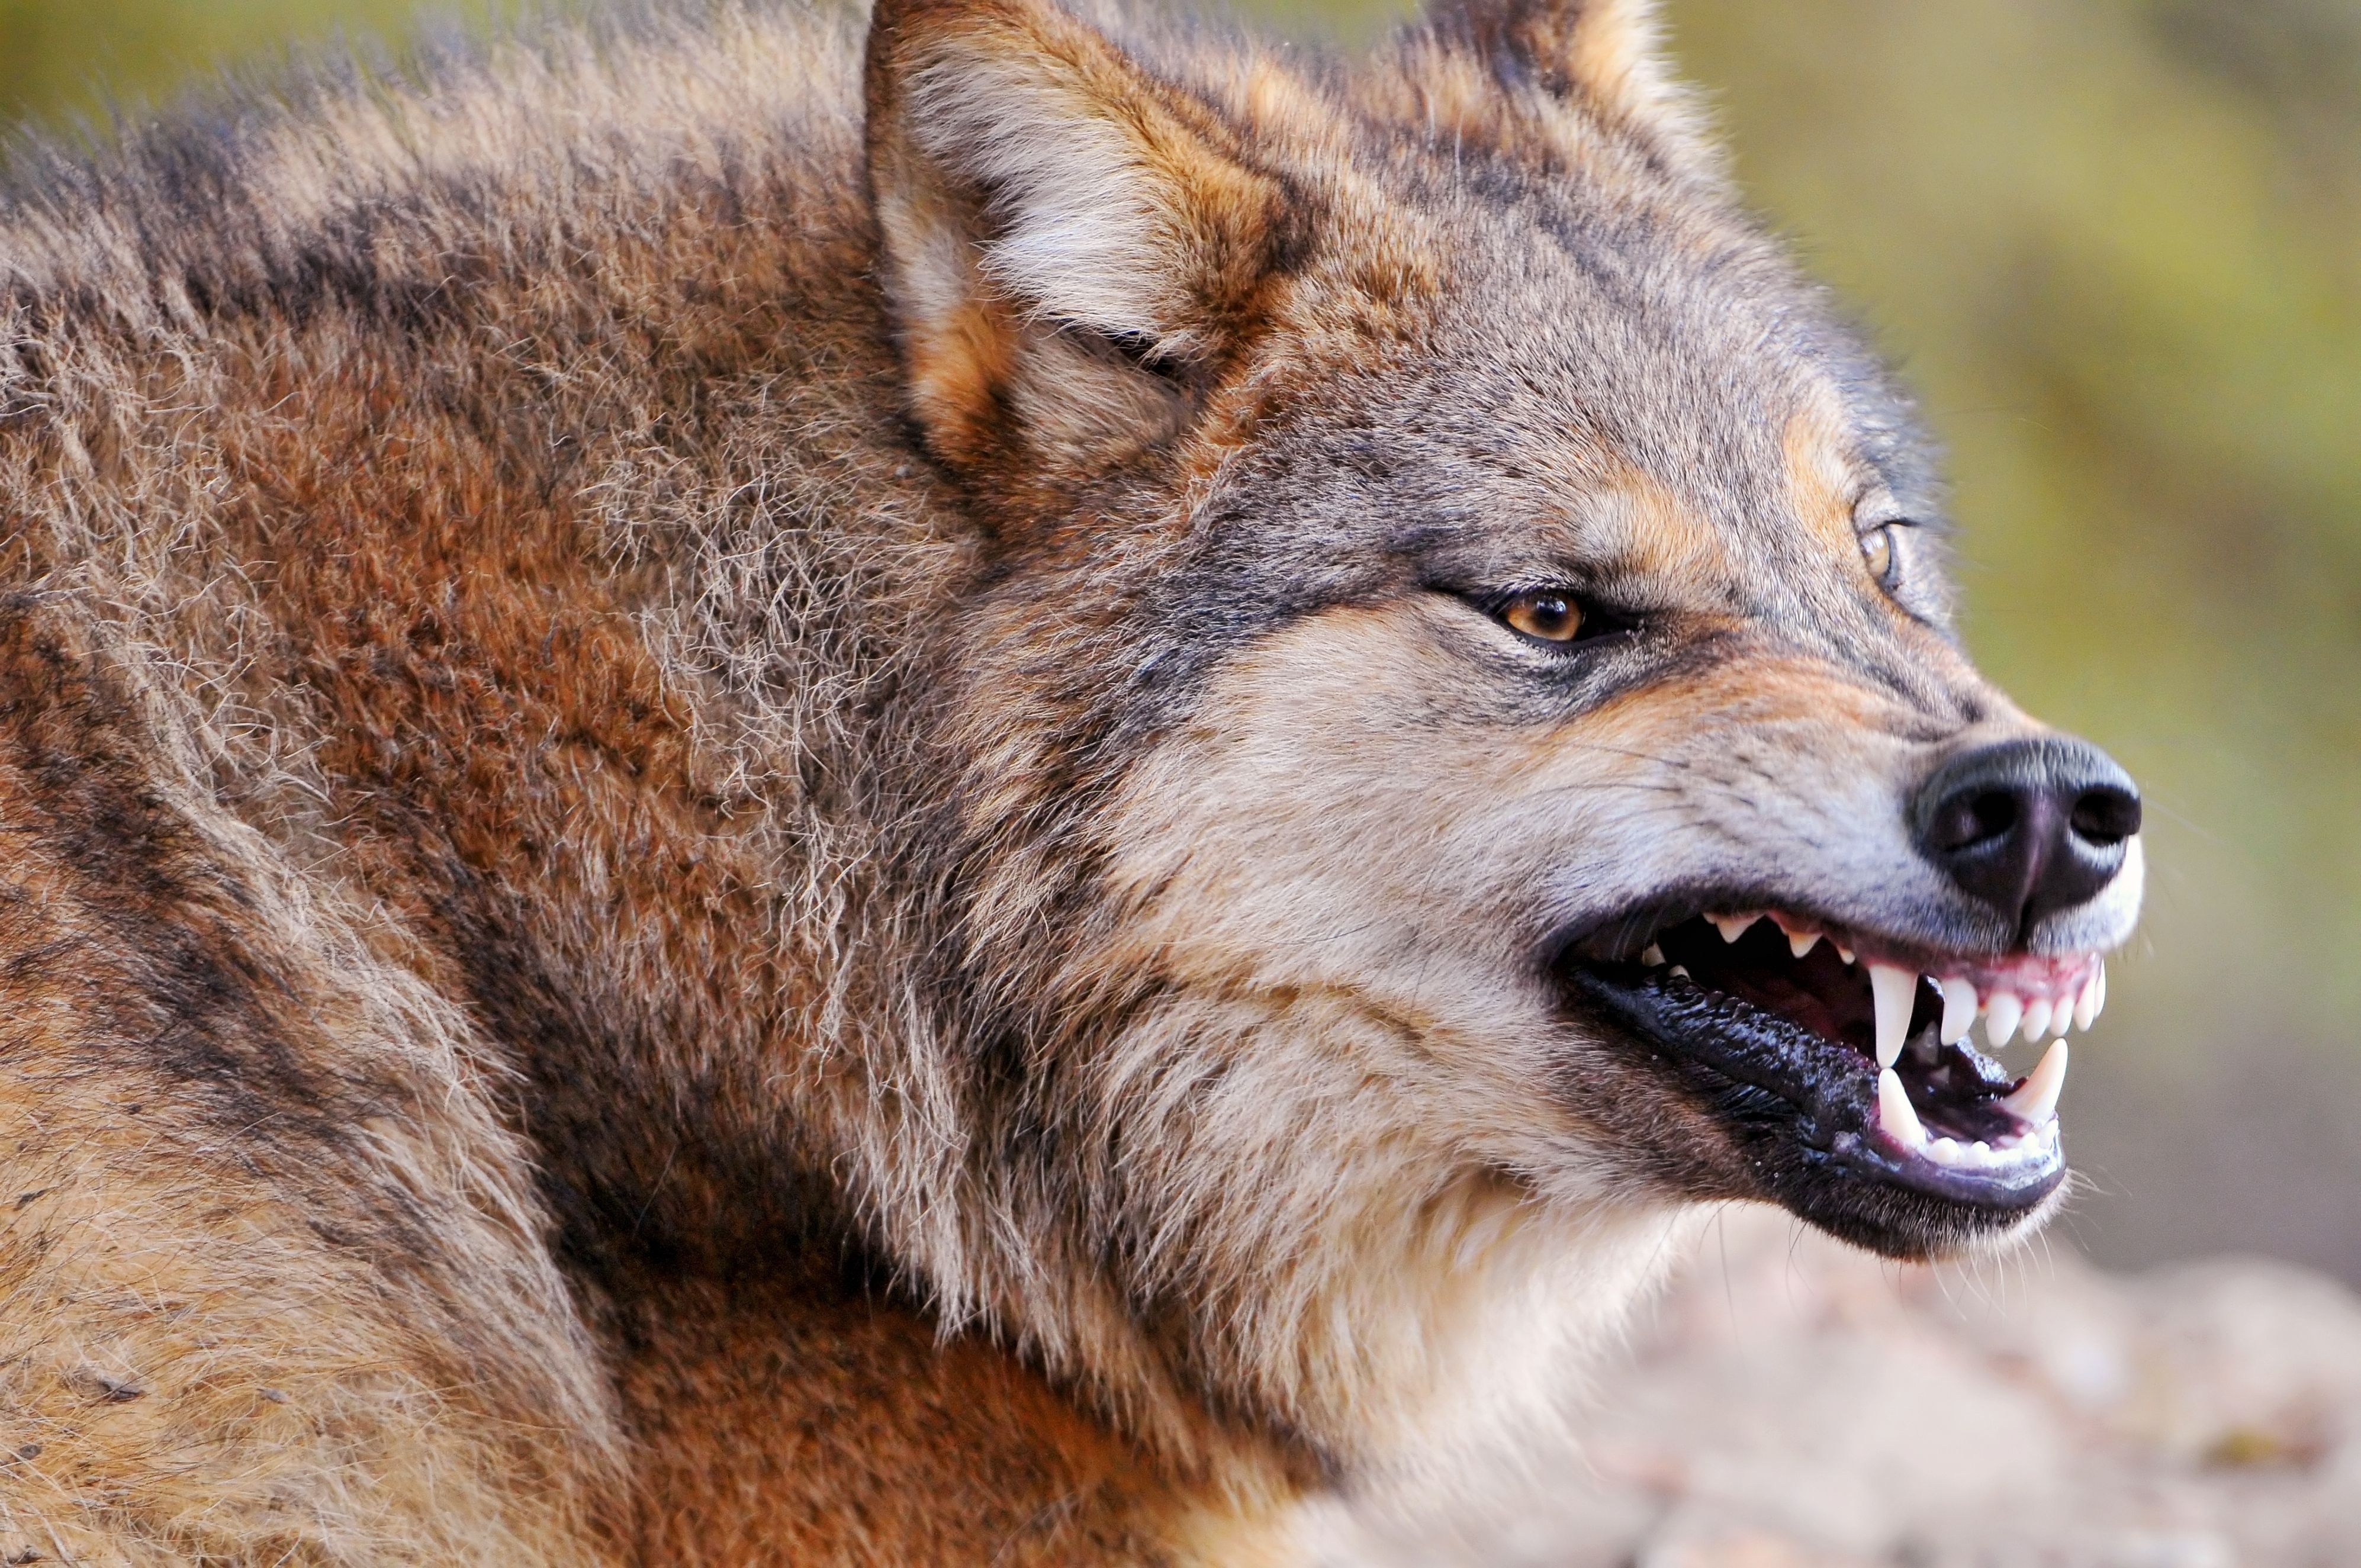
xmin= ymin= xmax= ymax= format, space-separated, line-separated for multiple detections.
xmin=0 ymin=0 xmax=2139 ymax=1559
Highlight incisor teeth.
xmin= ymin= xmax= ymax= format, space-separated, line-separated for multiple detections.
xmin=1789 ymin=929 xmax=1821 ymax=960
xmin=1641 ymin=944 xmax=1667 ymax=967
xmin=1984 ymin=991 xmax=2023 ymax=1049
xmin=1868 ymin=962 xmax=1917 ymax=1069
xmin=2002 ymin=1039 xmax=2069 ymax=1125
xmin=1877 ymin=1067 xmax=1927 ymax=1148
xmin=1938 ymin=976 xmax=1977 ymax=1045
xmin=2020 ymin=997 xmax=2054 ymax=1044
xmin=2073 ymin=971 xmax=2099 ymax=1032
xmin=1710 ymin=913 xmax=1759 ymax=944
xmin=2093 ymin=960 xmax=2108 ymax=1018
xmin=2051 ymin=999 xmax=2073 ymax=1039
xmin=1837 ymin=945 xmax=1857 ymax=965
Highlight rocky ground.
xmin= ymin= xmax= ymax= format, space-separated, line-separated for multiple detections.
xmin=1318 ymin=1208 xmax=2361 ymax=1567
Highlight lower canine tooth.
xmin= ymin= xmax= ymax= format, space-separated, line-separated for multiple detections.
xmin=2001 ymin=1038 xmax=2069 ymax=1125
xmin=1869 ymin=962 xmax=1916 ymax=1069
xmin=1938 ymin=977 xmax=1977 ymax=1045
xmin=1877 ymin=1067 xmax=1928 ymax=1148
xmin=2020 ymin=997 xmax=2054 ymax=1044
xmin=1984 ymin=991 xmax=2023 ymax=1048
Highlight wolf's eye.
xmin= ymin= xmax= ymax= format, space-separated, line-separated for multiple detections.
xmin=1503 ymin=591 xmax=1583 ymax=643
xmin=1861 ymin=524 xmax=1900 ymax=590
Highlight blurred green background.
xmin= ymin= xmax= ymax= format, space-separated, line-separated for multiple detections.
xmin=5 ymin=1 xmax=2356 ymax=1279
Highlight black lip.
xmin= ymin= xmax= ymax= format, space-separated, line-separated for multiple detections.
xmin=1566 ymin=959 xmax=2066 ymax=1222
xmin=1548 ymin=884 xmax=2013 ymax=974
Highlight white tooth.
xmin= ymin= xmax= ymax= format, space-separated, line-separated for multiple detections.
xmin=2073 ymin=971 xmax=2099 ymax=1031
xmin=1711 ymin=914 xmax=1759 ymax=944
xmin=1930 ymin=1135 xmax=1963 ymax=1164
xmin=2002 ymin=1039 xmax=2069 ymax=1125
xmin=2051 ymin=997 xmax=2073 ymax=1039
xmin=1837 ymin=945 xmax=1857 ymax=966
xmin=1984 ymin=991 xmax=2023 ymax=1048
xmin=2020 ymin=997 xmax=2054 ymax=1044
xmin=1668 ymin=964 xmax=1690 ymax=980
xmin=1938 ymin=977 xmax=1978 ymax=1045
xmin=1641 ymin=944 xmax=1667 ymax=967
xmin=1869 ymin=963 xmax=1917 ymax=1069
xmin=1789 ymin=929 xmax=1821 ymax=960
xmin=1877 ymin=1068 xmax=1927 ymax=1148
xmin=2093 ymin=960 xmax=2107 ymax=1018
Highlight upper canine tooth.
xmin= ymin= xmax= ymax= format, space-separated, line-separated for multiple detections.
xmin=1984 ymin=991 xmax=2023 ymax=1048
xmin=1878 ymin=1067 xmax=1928 ymax=1148
xmin=2020 ymin=997 xmax=2054 ymax=1044
xmin=2001 ymin=1038 xmax=2070 ymax=1125
xmin=1938 ymin=976 xmax=1977 ymax=1045
xmin=2073 ymin=970 xmax=2100 ymax=1031
xmin=1711 ymin=914 xmax=1759 ymax=945
xmin=1868 ymin=962 xmax=1917 ymax=1069
xmin=1789 ymin=929 xmax=1821 ymax=960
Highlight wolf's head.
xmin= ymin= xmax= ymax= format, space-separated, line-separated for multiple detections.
xmin=860 ymin=0 xmax=2141 ymax=1477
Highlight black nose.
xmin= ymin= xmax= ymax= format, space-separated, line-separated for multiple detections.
xmin=1912 ymin=736 xmax=2141 ymax=935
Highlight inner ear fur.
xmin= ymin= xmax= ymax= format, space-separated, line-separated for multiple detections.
xmin=863 ymin=0 xmax=1294 ymax=503
xmin=1413 ymin=0 xmax=1724 ymax=183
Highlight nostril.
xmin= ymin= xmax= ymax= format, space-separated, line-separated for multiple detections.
xmin=1915 ymin=734 xmax=2140 ymax=931
xmin=1929 ymin=787 xmax=2018 ymax=854
xmin=2069 ymin=784 xmax=2141 ymax=846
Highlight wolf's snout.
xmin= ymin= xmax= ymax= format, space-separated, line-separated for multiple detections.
xmin=1913 ymin=736 xmax=2141 ymax=933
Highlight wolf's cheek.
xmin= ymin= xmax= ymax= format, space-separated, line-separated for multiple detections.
xmin=1089 ymin=601 xmax=1597 ymax=1155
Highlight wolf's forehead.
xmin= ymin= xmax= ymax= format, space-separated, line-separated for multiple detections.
xmin=1348 ymin=272 xmax=1907 ymax=553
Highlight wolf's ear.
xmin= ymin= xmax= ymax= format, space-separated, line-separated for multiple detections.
xmin=1418 ymin=0 xmax=1721 ymax=181
xmin=864 ymin=0 xmax=1292 ymax=508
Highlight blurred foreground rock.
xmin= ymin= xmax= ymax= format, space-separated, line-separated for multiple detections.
xmin=1321 ymin=1208 xmax=2361 ymax=1567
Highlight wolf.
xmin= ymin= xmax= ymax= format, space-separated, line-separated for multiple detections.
xmin=0 ymin=0 xmax=2143 ymax=1559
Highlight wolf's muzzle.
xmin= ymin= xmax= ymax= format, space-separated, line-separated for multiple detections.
xmin=1912 ymin=736 xmax=2141 ymax=938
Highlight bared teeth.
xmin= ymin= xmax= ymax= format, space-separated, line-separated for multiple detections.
xmin=2019 ymin=996 xmax=2054 ymax=1044
xmin=1877 ymin=1067 xmax=1928 ymax=1148
xmin=1836 ymin=944 xmax=1857 ymax=965
xmin=1938 ymin=976 xmax=1977 ymax=1045
xmin=2073 ymin=969 xmax=2100 ymax=1031
xmin=1710 ymin=913 xmax=1760 ymax=944
xmin=2001 ymin=1038 xmax=2069 ymax=1125
xmin=1789 ymin=928 xmax=1821 ymax=960
xmin=1641 ymin=944 xmax=1667 ymax=967
xmin=1868 ymin=962 xmax=1918 ymax=1069
xmin=1983 ymin=991 xmax=2023 ymax=1049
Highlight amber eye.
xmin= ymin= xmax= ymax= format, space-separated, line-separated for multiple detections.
xmin=1861 ymin=523 xmax=1899 ymax=588
xmin=1503 ymin=591 xmax=1583 ymax=643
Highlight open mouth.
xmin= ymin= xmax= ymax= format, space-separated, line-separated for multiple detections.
xmin=1563 ymin=905 xmax=2106 ymax=1223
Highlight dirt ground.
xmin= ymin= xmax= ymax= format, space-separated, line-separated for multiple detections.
xmin=1319 ymin=1206 xmax=2361 ymax=1567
